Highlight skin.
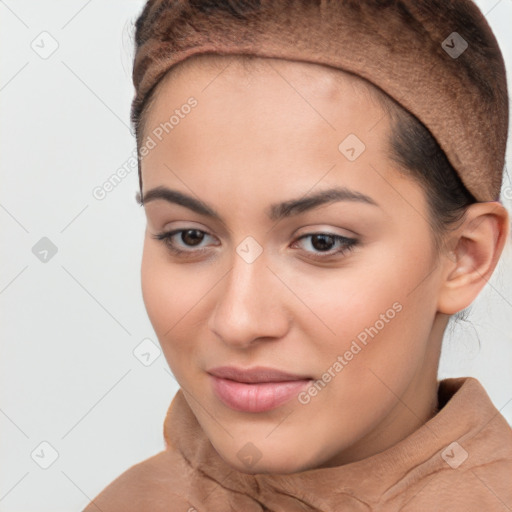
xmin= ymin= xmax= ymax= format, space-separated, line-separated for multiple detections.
xmin=137 ymin=54 xmax=509 ymax=474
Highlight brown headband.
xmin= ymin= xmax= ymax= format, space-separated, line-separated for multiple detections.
xmin=131 ymin=0 xmax=508 ymax=202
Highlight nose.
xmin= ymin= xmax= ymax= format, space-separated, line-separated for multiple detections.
xmin=208 ymin=248 xmax=290 ymax=349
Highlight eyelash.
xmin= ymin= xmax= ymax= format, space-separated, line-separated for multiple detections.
xmin=152 ymin=228 xmax=358 ymax=261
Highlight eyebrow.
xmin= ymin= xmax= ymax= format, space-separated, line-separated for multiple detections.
xmin=137 ymin=185 xmax=379 ymax=222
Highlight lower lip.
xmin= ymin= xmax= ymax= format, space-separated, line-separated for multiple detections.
xmin=209 ymin=375 xmax=312 ymax=413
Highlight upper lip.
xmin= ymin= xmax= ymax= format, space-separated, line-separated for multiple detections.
xmin=207 ymin=366 xmax=312 ymax=383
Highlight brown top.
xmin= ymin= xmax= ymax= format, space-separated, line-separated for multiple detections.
xmin=84 ymin=377 xmax=512 ymax=511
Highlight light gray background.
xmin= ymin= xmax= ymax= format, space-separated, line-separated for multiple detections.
xmin=1 ymin=1 xmax=511 ymax=510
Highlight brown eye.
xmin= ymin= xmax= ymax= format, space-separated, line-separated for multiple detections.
xmin=181 ymin=229 xmax=205 ymax=246
xmin=293 ymin=232 xmax=358 ymax=260
xmin=151 ymin=228 xmax=218 ymax=257
xmin=310 ymin=234 xmax=336 ymax=251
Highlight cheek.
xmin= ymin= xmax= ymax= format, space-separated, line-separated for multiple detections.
xmin=288 ymin=263 xmax=436 ymax=441
xmin=294 ymin=237 xmax=438 ymax=377
xmin=140 ymin=241 xmax=203 ymax=358
xmin=141 ymin=242 xmax=174 ymax=334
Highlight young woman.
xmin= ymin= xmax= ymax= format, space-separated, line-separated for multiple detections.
xmin=84 ymin=1 xmax=512 ymax=510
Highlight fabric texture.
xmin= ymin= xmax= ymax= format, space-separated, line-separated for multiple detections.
xmin=83 ymin=377 xmax=512 ymax=511
xmin=130 ymin=0 xmax=508 ymax=202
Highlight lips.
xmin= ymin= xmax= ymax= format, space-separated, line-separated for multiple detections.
xmin=208 ymin=366 xmax=313 ymax=412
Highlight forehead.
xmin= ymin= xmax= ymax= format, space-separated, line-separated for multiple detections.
xmin=143 ymin=57 xmax=411 ymax=211
xmin=141 ymin=54 xmax=397 ymax=189
xmin=142 ymin=56 xmax=391 ymax=173
xmin=155 ymin=53 xmax=383 ymax=103
xmin=142 ymin=54 xmax=391 ymax=159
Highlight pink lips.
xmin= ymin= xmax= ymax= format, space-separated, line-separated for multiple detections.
xmin=208 ymin=366 xmax=312 ymax=413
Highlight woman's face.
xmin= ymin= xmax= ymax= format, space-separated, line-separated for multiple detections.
xmin=139 ymin=56 xmax=449 ymax=473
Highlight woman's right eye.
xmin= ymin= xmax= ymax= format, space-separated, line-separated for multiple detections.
xmin=151 ymin=228 xmax=218 ymax=256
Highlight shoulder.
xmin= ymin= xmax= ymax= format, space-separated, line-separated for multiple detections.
xmin=405 ymin=418 xmax=512 ymax=509
xmin=399 ymin=378 xmax=512 ymax=510
xmin=400 ymin=457 xmax=512 ymax=511
xmin=82 ymin=449 xmax=195 ymax=512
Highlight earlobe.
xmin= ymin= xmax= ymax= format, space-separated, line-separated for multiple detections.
xmin=437 ymin=202 xmax=509 ymax=315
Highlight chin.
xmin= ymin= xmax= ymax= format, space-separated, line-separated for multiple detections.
xmin=224 ymin=456 xmax=305 ymax=475
xmin=215 ymin=441 xmax=320 ymax=475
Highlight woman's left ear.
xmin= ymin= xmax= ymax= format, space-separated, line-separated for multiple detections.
xmin=437 ymin=201 xmax=510 ymax=315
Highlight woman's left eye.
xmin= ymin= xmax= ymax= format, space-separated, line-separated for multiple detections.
xmin=292 ymin=233 xmax=358 ymax=259
xmin=152 ymin=229 xmax=358 ymax=260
